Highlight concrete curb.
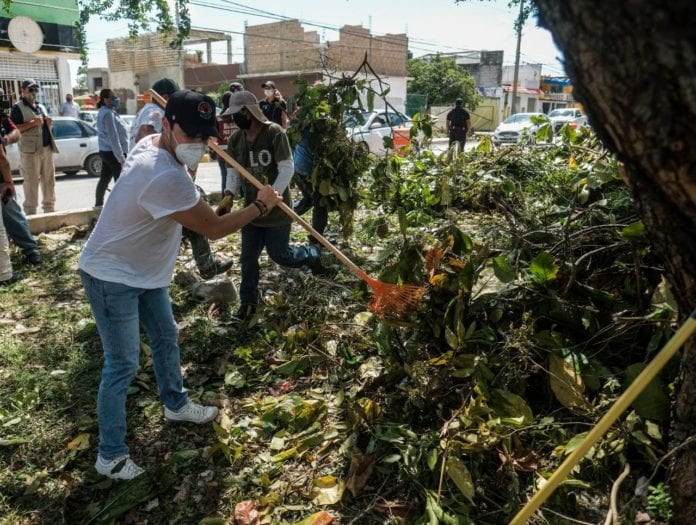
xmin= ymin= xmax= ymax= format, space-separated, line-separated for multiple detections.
xmin=25 ymin=190 xmax=224 ymax=235
xmin=27 ymin=207 xmax=102 ymax=235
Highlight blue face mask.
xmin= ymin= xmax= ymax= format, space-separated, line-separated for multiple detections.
xmin=111 ymin=97 xmax=120 ymax=109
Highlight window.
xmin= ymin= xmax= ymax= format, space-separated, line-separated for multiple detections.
xmin=52 ymin=120 xmax=83 ymax=139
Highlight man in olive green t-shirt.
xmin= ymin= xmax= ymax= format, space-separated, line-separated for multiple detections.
xmin=220 ymin=91 xmax=326 ymax=320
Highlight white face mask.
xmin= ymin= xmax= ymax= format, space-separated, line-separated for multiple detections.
xmin=264 ymin=89 xmax=274 ymax=98
xmin=171 ymin=131 xmax=207 ymax=171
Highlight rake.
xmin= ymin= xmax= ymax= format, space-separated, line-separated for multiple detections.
xmin=148 ymin=89 xmax=426 ymax=317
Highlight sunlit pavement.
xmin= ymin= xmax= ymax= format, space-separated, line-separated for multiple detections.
xmin=11 ymin=139 xmax=483 ymax=212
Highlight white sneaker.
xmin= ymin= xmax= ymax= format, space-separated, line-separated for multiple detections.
xmin=164 ymin=401 xmax=218 ymax=424
xmin=95 ymin=454 xmax=145 ymax=480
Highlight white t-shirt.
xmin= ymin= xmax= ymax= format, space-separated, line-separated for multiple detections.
xmin=129 ymin=102 xmax=164 ymax=151
xmin=79 ymin=135 xmax=199 ymax=288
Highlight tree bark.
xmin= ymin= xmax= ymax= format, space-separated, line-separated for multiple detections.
xmin=533 ymin=2 xmax=696 ymax=523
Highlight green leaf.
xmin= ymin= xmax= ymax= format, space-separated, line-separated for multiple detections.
xmin=444 ymin=327 xmax=459 ymax=349
xmin=492 ymin=256 xmax=515 ymax=283
xmin=625 ymin=363 xmax=670 ymax=421
xmin=621 ymin=221 xmax=645 ymax=239
xmin=446 ymin=456 xmax=475 ymax=502
xmin=529 ymin=251 xmax=559 ymax=283
xmin=491 ymin=389 xmax=533 ymax=424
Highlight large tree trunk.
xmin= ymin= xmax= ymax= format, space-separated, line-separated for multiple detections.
xmin=533 ymin=2 xmax=696 ymax=523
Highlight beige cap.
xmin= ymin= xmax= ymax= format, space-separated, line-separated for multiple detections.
xmin=221 ymin=91 xmax=269 ymax=123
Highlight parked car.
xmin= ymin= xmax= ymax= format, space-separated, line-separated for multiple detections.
xmin=492 ymin=112 xmax=549 ymax=146
xmin=547 ymin=107 xmax=587 ymax=133
xmin=78 ymin=110 xmax=99 ymax=127
xmin=346 ymin=110 xmax=412 ymax=154
xmin=8 ymin=117 xmax=102 ymax=178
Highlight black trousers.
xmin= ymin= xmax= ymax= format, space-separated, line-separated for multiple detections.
xmin=95 ymin=151 xmax=122 ymax=206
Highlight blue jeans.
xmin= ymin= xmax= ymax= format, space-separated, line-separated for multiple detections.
xmin=240 ymin=223 xmax=314 ymax=305
xmin=1 ymin=196 xmax=39 ymax=255
xmin=80 ymin=270 xmax=188 ymax=460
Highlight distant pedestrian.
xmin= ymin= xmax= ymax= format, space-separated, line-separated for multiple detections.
xmin=60 ymin=94 xmax=80 ymax=118
xmin=10 ymin=79 xmax=59 ymax=215
xmin=446 ymin=98 xmax=471 ymax=151
xmin=95 ymin=89 xmax=129 ymax=206
xmin=259 ymin=80 xmax=287 ymax=127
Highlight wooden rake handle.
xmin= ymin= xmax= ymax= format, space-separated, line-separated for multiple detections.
xmin=147 ymin=89 xmax=369 ymax=282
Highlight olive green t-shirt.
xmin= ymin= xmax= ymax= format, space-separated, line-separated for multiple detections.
xmin=227 ymin=123 xmax=293 ymax=227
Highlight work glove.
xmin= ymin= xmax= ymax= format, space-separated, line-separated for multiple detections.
xmin=216 ymin=193 xmax=235 ymax=216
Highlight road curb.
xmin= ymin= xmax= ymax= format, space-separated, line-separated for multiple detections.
xmin=27 ymin=207 xmax=102 ymax=235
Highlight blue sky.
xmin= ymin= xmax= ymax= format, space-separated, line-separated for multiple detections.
xmin=75 ymin=0 xmax=565 ymax=77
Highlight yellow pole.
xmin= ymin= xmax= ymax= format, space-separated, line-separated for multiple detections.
xmin=509 ymin=311 xmax=696 ymax=525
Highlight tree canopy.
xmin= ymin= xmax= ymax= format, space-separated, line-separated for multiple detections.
xmin=407 ymin=54 xmax=482 ymax=108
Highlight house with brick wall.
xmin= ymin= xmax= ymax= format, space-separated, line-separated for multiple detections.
xmin=105 ymin=29 xmax=235 ymax=114
xmin=241 ymin=20 xmax=409 ymax=112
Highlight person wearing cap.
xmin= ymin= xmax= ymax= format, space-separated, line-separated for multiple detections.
xmin=446 ymin=98 xmax=471 ymax=151
xmin=229 ymin=81 xmax=244 ymax=93
xmin=219 ymin=90 xmax=326 ymax=320
xmin=10 ymin=79 xmax=59 ymax=215
xmin=95 ymin=88 xmax=129 ymax=207
xmin=259 ymin=80 xmax=287 ymax=127
xmin=79 ymin=89 xmax=282 ymax=480
xmin=130 ymin=78 xmax=234 ymax=280
xmin=0 ymin=89 xmax=43 ymax=266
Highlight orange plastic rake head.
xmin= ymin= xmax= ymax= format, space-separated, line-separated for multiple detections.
xmin=365 ymin=276 xmax=428 ymax=317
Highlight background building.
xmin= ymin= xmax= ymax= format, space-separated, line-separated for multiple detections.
xmin=242 ymin=20 xmax=409 ymax=112
xmin=0 ymin=0 xmax=79 ymax=114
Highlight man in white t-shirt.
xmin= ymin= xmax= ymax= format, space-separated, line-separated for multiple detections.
xmin=131 ymin=78 xmax=233 ymax=279
xmin=79 ymin=90 xmax=281 ymax=480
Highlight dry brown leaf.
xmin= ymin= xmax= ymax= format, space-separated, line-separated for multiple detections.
xmin=345 ymin=448 xmax=376 ymax=496
xmin=234 ymin=499 xmax=259 ymax=525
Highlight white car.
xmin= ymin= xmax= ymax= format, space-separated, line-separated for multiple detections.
xmin=8 ymin=117 xmax=102 ymax=178
xmin=547 ymin=108 xmax=587 ymax=133
xmin=346 ymin=110 xmax=412 ymax=154
xmin=78 ymin=110 xmax=99 ymax=127
xmin=492 ymin=112 xmax=549 ymax=146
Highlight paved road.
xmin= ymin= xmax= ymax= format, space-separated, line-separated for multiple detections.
xmin=11 ymin=161 xmax=226 ymax=212
xmin=10 ymin=138 xmax=476 ymax=213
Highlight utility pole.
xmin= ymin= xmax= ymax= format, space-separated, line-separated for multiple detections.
xmin=175 ymin=0 xmax=184 ymax=88
xmin=511 ymin=0 xmax=524 ymax=115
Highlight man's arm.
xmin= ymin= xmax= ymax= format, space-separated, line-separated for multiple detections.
xmin=1 ymin=119 xmax=20 ymax=146
xmin=172 ymin=185 xmax=281 ymax=240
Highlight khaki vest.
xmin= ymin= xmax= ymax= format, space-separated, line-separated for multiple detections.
xmin=16 ymin=100 xmax=59 ymax=154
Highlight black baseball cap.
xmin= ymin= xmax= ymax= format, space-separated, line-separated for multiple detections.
xmin=164 ymin=90 xmax=219 ymax=139
xmin=152 ymin=78 xmax=179 ymax=96
xmin=261 ymin=80 xmax=276 ymax=89
xmin=21 ymin=79 xmax=39 ymax=89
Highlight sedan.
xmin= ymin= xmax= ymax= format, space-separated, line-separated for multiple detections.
xmin=548 ymin=108 xmax=587 ymax=133
xmin=346 ymin=110 xmax=412 ymax=154
xmin=8 ymin=117 xmax=102 ymax=178
xmin=492 ymin=112 xmax=549 ymax=146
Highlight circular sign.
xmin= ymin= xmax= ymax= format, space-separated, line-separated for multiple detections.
xmin=8 ymin=16 xmax=44 ymax=54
